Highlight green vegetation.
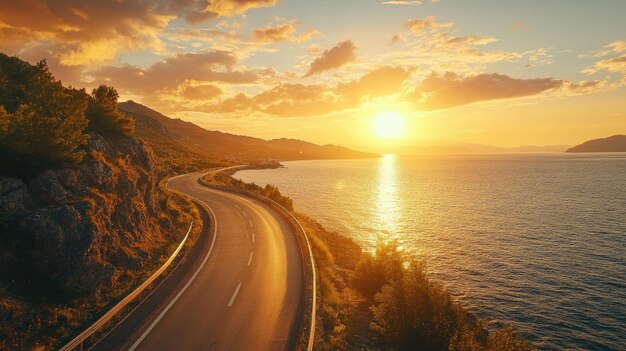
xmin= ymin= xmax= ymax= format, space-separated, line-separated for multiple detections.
xmin=0 ymin=54 xmax=137 ymax=178
xmin=353 ymin=243 xmax=533 ymax=351
xmin=86 ymin=85 xmax=135 ymax=137
xmin=202 ymin=168 xmax=294 ymax=211
xmin=0 ymin=55 xmax=89 ymax=177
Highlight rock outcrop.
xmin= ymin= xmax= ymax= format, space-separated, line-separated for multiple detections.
xmin=0 ymin=133 xmax=178 ymax=297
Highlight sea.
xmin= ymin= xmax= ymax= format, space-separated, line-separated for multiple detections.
xmin=233 ymin=153 xmax=626 ymax=351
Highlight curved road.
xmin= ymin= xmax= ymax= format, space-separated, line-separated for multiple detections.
xmin=92 ymin=171 xmax=304 ymax=351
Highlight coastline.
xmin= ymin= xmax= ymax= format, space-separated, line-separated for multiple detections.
xmin=201 ymin=165 xmax=534 ymax=351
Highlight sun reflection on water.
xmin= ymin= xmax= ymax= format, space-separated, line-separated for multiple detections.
xmin=373 ymin=154 xmax=402 ymax=240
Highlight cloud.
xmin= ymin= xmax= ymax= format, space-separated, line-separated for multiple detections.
xmin=582 ymin=41 xmax=626 ymax=85
xmin=252 ymin=21 xmax=321 ymax=43
xmin=88 ymin=50 xmax=258 ymax=94
xmin=336 ymin=66 xmax=412 ymax=103
xmin=593 ymin=40 xmax=626 ymax=57
xmin=304 ymin=40 xmax=357 ymax=77
xmin=390 ymin=33 xmax=405 ymax=45
xmin=0 ymin=0 xmax=280 ymax=66
xmin=440 ymin=33 xmax=497 ymax=46
xmin=413 ymin=72 xmax=563 ymax=110
xmin=385 ymin=15 xmax=530 ymax=71
xmin=176 ymin=0 xmax=278 ymax=23
xmin=406 ymin=16 xmax=453 ymax=34
xmin=563 ymin=80 xmax=604 ymax=94
xmin=204 ymin=66 xmax=411 ymax=116
xmin=253 ymin=22 xmax=296 ymax=42
xmin=200 ymin=0 xmax=277 ymax=17
xmin=181 ymin=84 xmax=224 ymax=100
xmin=0 ymin=1 xmax=174 ymax=65
xmin=583 ymin=55 xmax=626 ymax=76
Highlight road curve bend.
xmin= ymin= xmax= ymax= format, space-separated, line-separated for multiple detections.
xmin=92 ymin=171 xmax=304 ymax=351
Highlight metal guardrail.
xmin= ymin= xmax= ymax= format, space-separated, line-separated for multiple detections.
xmin=59 ymin=221 xmax=194 ymax=351
xmin=198 ymin=175 xmax=317 ymax=351
xmin=269 ymin=198 xmax=317 ymax=351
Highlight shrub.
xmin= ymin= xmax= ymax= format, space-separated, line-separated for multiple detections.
xmin=352 ymin=241 xmax=404 ymax=299
xmin=360 ymin=243 xmax=534 ymax=351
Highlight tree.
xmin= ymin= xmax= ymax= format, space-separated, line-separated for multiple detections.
xmin=0 ymin=54 xmax=89 ymax=177
xmin=85 ymin=85 xmax=135 ymax=137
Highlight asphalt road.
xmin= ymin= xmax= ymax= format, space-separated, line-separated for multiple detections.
xmin=92 ymin=171 xmax=304 ymax=351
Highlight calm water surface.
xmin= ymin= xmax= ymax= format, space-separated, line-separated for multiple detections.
xmin=234 ymin=153 xmax=626 ymax=351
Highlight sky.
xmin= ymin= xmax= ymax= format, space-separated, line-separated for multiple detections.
xmin=1 ymin=0 xmax=625 ymax=152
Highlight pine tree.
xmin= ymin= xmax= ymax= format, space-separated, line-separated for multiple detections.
xmin=0 ymin=54 xmax=90 ymax=177
xmin=85 ymin=85 xmax=135 ymax=137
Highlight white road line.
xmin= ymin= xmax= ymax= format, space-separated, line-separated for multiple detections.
xmin=247 ymin=218 xmax=253 ymax=227
xmin=247 ymin=252 xmax=254 ymax=266
xmin=251 ymin=232 xmax=255 ymax=243
xmin=129 ymin=199 xmax=218 ymax=351
xmin=227 ymin=282 xmax=242 ymax=307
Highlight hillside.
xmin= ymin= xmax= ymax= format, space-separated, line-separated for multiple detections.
xmin=119 ymin=101 xmax=377 ymax=165
xmin=0 ymin=54 xmax=199 ymax=349
xmin=566 ymin=135 xmax=626 ymax=153
xmin=130 ymin=103 xmax=225 ymax=175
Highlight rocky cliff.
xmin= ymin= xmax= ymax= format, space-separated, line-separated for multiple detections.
xmin=0 ymin=132 xmax=197 ymax=350
xmin=0 ymin=132 xmax=187 ymax=296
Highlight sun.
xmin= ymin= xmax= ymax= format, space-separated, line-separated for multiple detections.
xmin=372 ymin=111 xmax=405 ymax=139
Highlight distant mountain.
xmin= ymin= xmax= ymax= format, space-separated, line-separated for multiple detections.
xmin=566 ymin=135 xmax=626 ymax=153
xmin=119 ymin=101 xmax=377 ymax=165
xmin=387 ymin=143 xmax=571 ymax=155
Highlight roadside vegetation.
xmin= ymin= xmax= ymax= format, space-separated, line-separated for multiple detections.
xmin=204 ymin=168 xmax=535 ymax=351
xmin=202 ymin=166 xmax=294 ymax=211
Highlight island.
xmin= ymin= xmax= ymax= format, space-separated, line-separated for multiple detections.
xmin=566 ymin=135 xmax=626 ymax=153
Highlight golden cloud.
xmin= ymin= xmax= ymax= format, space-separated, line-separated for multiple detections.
xmin=406 ymin=16 xmax=453 ymax=35
xmin=583 ymin=55 xmax=626 ymax=75
xmin=88 ymin=50 xmax=258 ymax=93
xmin=202 ymin=0 xmax=277 ymax=17
xmin=181 ymin=84 xmax=224 ymax=100
xmin=252 ymin=22 xmax=321 ymax=43
xmin=304 ymin=40 xmax=357 ymax=77
xmin=203 ymin=66 xmax=411 ymax=116
xmin=0 ymin=0 xmax=280 ymax=66
xmin=413 ymin=72 xmax=563 ymax=110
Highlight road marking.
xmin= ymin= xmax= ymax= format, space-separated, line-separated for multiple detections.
xmin=247 ymin=252 xmax=254 ymax=266
xmin=129 ymin=199 xmax=218 ymax=351
xmin=228 ymin=282 xmax=243 ymax=307
xmin=251 ymin=232 xmax=255 ymax=243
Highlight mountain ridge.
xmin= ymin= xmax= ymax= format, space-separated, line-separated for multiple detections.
xmin=118 ymin=101 xmax=377 ymax=166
